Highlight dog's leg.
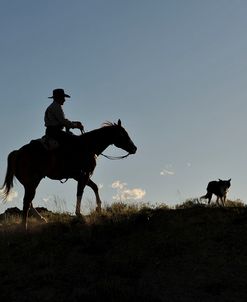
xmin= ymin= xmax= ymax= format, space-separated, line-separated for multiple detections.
xmin=207 ymin=192 xmax=213 ymax=205
xmin=221 ymin=195 xmax=226 ymax=207
xmin=217 ymin=196 xmax=225 ymax=207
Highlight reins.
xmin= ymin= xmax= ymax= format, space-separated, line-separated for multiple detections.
xmin=100 ymin=153 xmax=130 ymax=160
xmin=59 ymin=152 xmax=129 ymax=183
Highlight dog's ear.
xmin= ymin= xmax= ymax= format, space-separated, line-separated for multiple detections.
xmin=228 ymin=178 xmax=231 ymax=182
xmin=218 ymin=178 xmax=222 ymax=182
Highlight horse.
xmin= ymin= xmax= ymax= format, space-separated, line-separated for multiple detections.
xmin=1 ymin=120 xmax=137 ymax=229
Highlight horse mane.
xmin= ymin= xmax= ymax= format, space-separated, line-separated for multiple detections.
xmin=101 ymin=121 xmax=116 ymax=128
xmin=79 ymin=121 xmax=119 ymax=139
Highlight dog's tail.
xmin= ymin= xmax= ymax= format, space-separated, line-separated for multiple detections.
xmin=200 ymin=192 xmax=211 ymax=200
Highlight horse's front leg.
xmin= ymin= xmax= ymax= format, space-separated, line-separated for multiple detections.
xmin=87 ymin=179 xmax=102 ymax=213
xmin=75 ymin=172 xmax=90 ymax=217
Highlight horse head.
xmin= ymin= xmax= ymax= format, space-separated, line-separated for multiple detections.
xmin=112 ymin=119 xmax=137 ymax=154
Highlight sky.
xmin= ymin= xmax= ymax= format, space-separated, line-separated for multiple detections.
xmin=1 ymin=0 xmax=247 ymax=214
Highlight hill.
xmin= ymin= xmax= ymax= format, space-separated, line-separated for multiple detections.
xmin=1 ymin=203 xmax=247 ymax=302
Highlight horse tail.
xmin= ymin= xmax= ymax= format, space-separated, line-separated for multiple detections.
xmin=1 ymin=150 xmax=18 ymax=201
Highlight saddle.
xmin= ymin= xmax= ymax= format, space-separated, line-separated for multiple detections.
xmin=30 ymin=136 xmax=59 ymax=151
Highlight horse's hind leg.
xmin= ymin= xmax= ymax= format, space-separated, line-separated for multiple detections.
xmin=22 ymin=186 xmax=37 ymax=230
xmin=87 ymin=179 xmax=102 ymax=212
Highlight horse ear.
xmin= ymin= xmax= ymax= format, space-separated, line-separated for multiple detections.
xmin=117 ymin=119 xmax=122 ymax=126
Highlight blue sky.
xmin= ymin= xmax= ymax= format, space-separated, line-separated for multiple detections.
xmin=1 ymin=0 xmax=247 ymax=213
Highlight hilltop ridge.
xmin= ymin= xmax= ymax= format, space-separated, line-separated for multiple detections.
xmin=0 ymin=203 xmax=247 ymax=302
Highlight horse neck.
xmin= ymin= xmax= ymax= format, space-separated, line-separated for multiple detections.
xmin=82 ymin=126 xmax=114 ymax=155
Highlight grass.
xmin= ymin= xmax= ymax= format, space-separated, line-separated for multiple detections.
xmin=1 ymin=201 xmax=247 ymax=301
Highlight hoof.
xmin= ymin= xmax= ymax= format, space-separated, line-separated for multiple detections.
xmin=76 ymin=212 xmax=84 ymax=219
xmin=96 ymin=206 xmax=102 ymax=213
xmin=73 ymin=213 xmax=86 ymax=225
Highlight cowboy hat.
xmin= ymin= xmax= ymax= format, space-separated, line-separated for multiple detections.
xmin=48 ymin=88 xmax=71 ymax=99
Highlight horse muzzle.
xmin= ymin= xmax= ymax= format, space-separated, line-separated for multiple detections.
xmin=129 ymin=145 xmax=137 ymax=154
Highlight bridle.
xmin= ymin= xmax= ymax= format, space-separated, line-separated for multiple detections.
xmin=79 ymin=128 xmax=131 ymax=160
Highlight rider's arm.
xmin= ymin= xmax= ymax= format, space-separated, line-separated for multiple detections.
xmin=45 ymin=102 xmax=83 ymax=130
xmin=53 ymin=104 xmax=84 ymax=131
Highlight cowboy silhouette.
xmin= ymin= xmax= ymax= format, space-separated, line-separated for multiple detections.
xmin=44 ymin=88 xmax=84 ymax=145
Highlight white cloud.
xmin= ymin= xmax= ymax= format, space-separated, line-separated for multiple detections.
xmin=113 ymin=188 xmax=146 ymax=201
xmin=42 ymin=196 xmax=53 ymax=204
xmin=0 ymin=189 xmax=18 ymax=202
xmin=160 ymin=162 xmax=190 ymax=176
xmin=160 ymin=169 xmax=175 ymax=176
xmin=160 ymin=164 xmax=175 ymax=176
xmin=42 ymin=195 xmax=67 ymax=212
xmin=111 ymin=180 xmax=146 ymax=201
xmin=111 ymin=180 xmax=127 ymax=190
